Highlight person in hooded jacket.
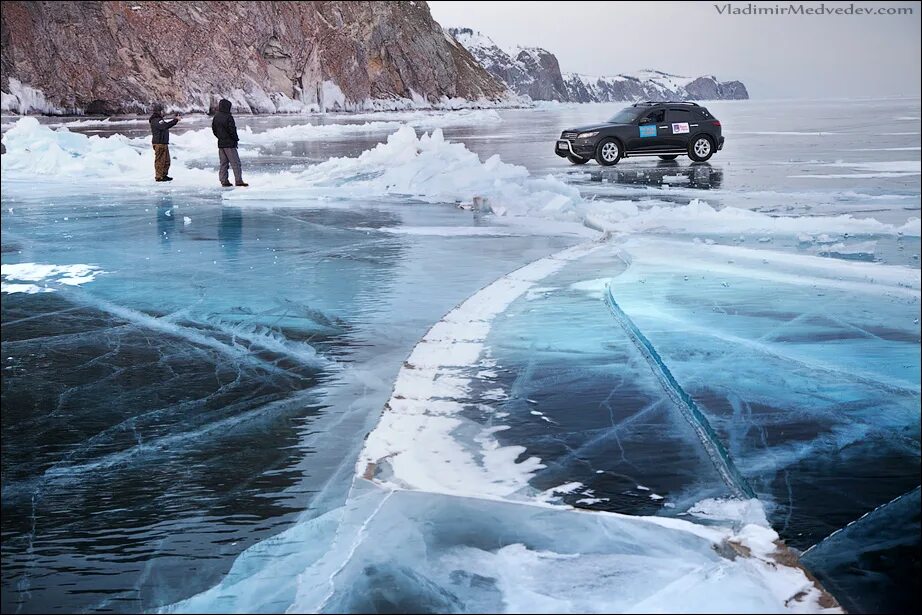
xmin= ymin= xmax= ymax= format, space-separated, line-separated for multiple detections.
xmin=149 ymin=103 xmax=181 ymax=181
xmin=212 ymin=99 xmax=248 ymax=187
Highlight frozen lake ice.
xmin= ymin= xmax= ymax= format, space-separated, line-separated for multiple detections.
xmin=1 ymin=98 xmax=919 ymax=613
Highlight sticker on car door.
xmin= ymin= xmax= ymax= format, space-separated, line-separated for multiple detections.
xmin=639 ymin=125 xmax=657 ymax=137
xmin=671 ymin=123 xmax=690 ymax=134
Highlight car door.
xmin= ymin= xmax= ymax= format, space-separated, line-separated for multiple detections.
xmin=627 ymin=108 xmax=669 ymax=152
xmin=664 ymin=108 xmax=693 ymax=149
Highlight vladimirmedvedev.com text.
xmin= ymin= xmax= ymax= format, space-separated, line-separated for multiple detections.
xmin=715 ymin=3 xmax=914 ymax=16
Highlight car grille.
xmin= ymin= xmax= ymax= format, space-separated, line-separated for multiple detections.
xmin=561 ymin=131 xmax=579 ymax=140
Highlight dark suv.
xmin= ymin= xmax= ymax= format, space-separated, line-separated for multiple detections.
xmin=555 ymin=101 xmax=724 ymax=166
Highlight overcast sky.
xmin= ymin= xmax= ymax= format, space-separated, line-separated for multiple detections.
xmin=428 ymin=1 xmax=921 ymax=99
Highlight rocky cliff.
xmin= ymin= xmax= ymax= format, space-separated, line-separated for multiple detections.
xmin=450 ymin=27 xmax=748 ymax=102
xmin=0 ymin=1 xmax=509 ymax=115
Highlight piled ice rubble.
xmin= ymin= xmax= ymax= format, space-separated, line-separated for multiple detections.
xmin=2 ymin=117 xmax=919 ymax=238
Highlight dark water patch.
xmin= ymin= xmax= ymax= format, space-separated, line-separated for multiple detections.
xmin=802 ymin=487 xmax=921 ymax=615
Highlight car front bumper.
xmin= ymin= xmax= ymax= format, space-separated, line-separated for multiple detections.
xmin=555 ymin=138 xmax=597 ymax=159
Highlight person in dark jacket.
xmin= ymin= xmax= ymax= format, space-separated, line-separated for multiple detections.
xmin=149 ymin=103 xmax=181 ymax=182
xmin=212 ymin=99 xmax=248 ymax=187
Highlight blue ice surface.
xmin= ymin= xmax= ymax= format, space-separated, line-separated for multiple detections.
xmin=0 ymin=189 xmax=578 ymax=613
xmin=479 ymin=245 xmax=737 ymax=514
xmin=2 ymin=98 xmax=920 ymax=613
xmin=474 ymin=233 xmax=919 ymax=540
xmin=167 ymin=481 xmax=796 ymax=615
xmin=606 ymin=239 xmax=920 ymax=551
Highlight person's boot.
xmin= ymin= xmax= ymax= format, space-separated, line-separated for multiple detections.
xmin=235 ymin=180 xmax=249 ymax=187
xmin=220 ymin=182 xmax=232 ymax=187
xmin=163 ymin=176 xmax=174 ymax=182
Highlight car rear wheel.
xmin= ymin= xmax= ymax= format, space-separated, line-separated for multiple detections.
xmin=595 ymin=138 xmax=621 ymax=166
xmin=688 ymin=135 xmax=714 ymax=162
xmin=567 ymin=154 xmax=588 ymax=165
xmin=658 ymin=155 xmax=679 ymax=161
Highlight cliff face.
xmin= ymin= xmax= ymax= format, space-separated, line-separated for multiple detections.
xmin=450 ymin=27 xmax=749 ymax=103
xmin=0 ymin=1 xmax=509 ymax=114
xmin=513 ymin=48 xmax=570 ymax=102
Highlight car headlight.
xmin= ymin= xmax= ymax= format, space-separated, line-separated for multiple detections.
xmin=577 ymin=131 xmax=598 ymax=139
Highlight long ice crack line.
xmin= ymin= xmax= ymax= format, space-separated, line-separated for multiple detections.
xmin=604 ymin=282 xmax=755 ymax=499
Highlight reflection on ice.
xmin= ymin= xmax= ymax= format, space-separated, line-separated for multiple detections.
xmin=588 ymin=162 xmax=724 ymax=190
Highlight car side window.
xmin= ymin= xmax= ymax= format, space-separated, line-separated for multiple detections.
xmin=667 ymin=109 xmax=691 ymax=123
xmin=641 ymin=109 xmax=665 ymax=124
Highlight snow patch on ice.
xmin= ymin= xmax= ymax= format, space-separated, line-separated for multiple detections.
xmin=584 ymin=198 xmax=920 ymax=238
xmin=359 ymin=242 xmax=605 ymax=499
xmin=1 ymin=262 xmax=104 ymax=294
xmin=689 ymin=497 xmax=770 ymax=527
xmin=620 ymin=237 xmax=921 ymax=298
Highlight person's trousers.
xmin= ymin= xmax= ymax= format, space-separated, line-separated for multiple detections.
xmin=219 ymin=147 xmax=243 ymax=184
xmin=152 ymin=144 xmax=170 ymax=180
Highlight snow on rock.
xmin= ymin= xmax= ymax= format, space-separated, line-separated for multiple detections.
xmin=1 ymin=78 xmax=66 ymax=114
xmin=449 ymin=27 xmax=748 ymax=102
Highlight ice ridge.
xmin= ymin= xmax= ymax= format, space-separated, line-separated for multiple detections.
xmin=604 ymin=280 xmax=755 ymax=500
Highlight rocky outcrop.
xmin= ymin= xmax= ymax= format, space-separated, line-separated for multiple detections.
xmin=513 ymin=48 xmax=570 ymax=102
xmin=449 ymin=28 xmax=570 ymax=102
xmin=450 ymin=27 xmax=749 ymax=102
xmin=685 ymin=76 xmax=749 ymax=100
xmin=0 ymin=1 xmax=509 ymax=115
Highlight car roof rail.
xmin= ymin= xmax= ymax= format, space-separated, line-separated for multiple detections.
xmin=632 ymin=100 xmax=700 ymax=106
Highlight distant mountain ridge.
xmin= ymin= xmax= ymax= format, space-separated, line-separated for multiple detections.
xmin=449 ymin=27 xmax=748 ymax=102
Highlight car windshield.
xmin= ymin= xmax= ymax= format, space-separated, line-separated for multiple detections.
xmin=606 ymin=107 xmax=642 ymax=124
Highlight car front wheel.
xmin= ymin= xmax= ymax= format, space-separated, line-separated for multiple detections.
xmin=567 ymin=154 xmax=588 ymax=165
xmin=688 ymin=135 xmax=714 ymax=162
xmin=595 ymin=138 xmax=621 ymax=166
